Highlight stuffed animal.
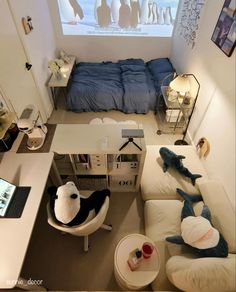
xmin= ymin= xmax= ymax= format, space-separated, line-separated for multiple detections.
xmin=159 ymin=147 xmax=202 ymax=185
xmin=197 ymin=137 xmax=210 ymax=158
xmin=48 ymin=182 xmax=111 ymax=226
xmin=166 ymin=188 xmax=228 ymax=258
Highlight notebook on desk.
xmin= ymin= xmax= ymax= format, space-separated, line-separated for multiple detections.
xmin=0 ymin=178 xmax=31 ymax=218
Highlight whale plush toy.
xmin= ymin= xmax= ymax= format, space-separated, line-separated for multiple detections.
xmin=166 ymin=189 xmax=228 ymax=258
xmin=48 ymin=182 xmax=111 ymax=226
xmin=159 ymin=147 xmax=202 ymax=185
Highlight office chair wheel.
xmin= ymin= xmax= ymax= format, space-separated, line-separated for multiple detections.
xmin=156 ymin=130 xmax=162 ymax=135
xmin=102 ymin=223 xmax=112 ymax=231
xmin=84 ymin=245 xmax=90 ymax=252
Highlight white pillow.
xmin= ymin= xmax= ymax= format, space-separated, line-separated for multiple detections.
xmin=118 ymin=120 xmax=137 ymax=125
xmin=89 ymin=118 xmax=103 ymax=124
xmin=166 ymin=254 xmax=236 ymax=292
xmin=199 ymin=180 xmax=236 ymax=253
xmin=102 ymin=117 xmax=117 ymax=124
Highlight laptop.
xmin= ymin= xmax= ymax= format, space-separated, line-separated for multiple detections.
xmin=0 ymin=178 xmax=31 ymax=218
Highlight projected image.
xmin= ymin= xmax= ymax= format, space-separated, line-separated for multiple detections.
xmin=58 ymin=0 xmax=179 ymax=37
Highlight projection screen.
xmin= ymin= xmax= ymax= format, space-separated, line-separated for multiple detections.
xmin=57 ymin=0 xmax=180 ymax=37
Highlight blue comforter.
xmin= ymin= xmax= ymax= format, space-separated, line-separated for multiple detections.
xmin=120 ymin=63 xmax=150 ymax=113
xmin=67 ymin=62 xmax=124 ymax=112
xmin=66 ymin=58 xmax=174 ymax=113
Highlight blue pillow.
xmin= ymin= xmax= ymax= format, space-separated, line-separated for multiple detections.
xmin=118 ymin=59 xmax=145 ymax=66
xmin=120 ymin=64 xmax=146 ymax=73
xmin=156 ymin=72 xmax=174 ymax=85
xmin=153 ymin=72 xmax=174 ymax=90
xmin=147 ymin=58 xmax=174 ymax=74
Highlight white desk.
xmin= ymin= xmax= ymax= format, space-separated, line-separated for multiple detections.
xmin=0 ymin=152 xmax=53 ymax=290
xmin=50 ymin=124 xmax=146 ymax=192
xmin=50 ymin=124 xmax=145 ymax=155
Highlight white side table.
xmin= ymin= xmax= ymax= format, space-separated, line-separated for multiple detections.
xmin=48 ymin=56 xmax=76 ymax=109
xmin=114 ymin=234 xmax=160 ymax=290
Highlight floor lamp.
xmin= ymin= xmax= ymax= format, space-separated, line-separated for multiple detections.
xmin=169 ymin=74 xmax=200 ymax=145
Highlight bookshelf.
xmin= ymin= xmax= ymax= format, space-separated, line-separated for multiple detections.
xmin=50 ymin=124 xmax=146 ymax=192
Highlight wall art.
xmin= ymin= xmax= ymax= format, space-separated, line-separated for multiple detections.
xmin=177 ymin=0 xmax=205 ymax=48
xmin=211 ymin=0 xmax=236 ymax=57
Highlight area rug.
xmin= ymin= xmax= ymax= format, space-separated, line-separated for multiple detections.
xmin=17 ymin=124 xmax=57 ymax=153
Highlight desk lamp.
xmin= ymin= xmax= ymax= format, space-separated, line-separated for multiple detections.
xmin=169 ymin=74 xmax=200 ymax=145
xmin=17 ymin=104 xmax=47 ymax=150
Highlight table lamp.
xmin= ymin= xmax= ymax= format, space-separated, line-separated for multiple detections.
xmin=169 ymin=74 xmax=200 ymax=145
xmin=169 ymin=75 xmax=190 ymax=104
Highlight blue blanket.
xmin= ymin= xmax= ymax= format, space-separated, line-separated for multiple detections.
xmin=120 ymin=64 xmax=150 ymax=113
xmin=66 ymin=58 xmax=174 ymax=113
xmin=67 ymin=63 xmax=123 ymax=112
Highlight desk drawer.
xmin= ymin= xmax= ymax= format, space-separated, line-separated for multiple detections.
xmin=90 ymin=155 xmax=106 ymax=169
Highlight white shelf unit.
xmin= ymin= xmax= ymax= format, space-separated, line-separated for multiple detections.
xmin=156 ymin=86 xmax=193 ymax=134
xmin=50 ymin=124 xmax=146 ymax=192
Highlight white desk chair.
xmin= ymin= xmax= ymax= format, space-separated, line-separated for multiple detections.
xmin=47 ymin=196 xmax=112 ymax=252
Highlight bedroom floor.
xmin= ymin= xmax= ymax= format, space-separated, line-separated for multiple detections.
xmin=20 ymin=98 xmax=180 ymax=291
xmin=48 ymin=96 xmax=183 ymax=146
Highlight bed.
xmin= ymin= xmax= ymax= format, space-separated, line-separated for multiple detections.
xmin=66 ymin=58 xmax=175 ymax=113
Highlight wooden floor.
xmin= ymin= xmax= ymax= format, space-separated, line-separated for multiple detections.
xmin=20 ymin=99 xmax=180 ymax=291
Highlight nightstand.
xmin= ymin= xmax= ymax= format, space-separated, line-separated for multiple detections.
xmin=156 ymin=86 xmax=193 ymax=135
xmin=48 ymin=56 xmax=76 ymax=109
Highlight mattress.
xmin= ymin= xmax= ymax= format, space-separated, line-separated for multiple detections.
xmin=66 ymin=58 xmax=175 ymax=113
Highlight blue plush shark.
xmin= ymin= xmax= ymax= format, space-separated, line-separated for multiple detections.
xmin=159 ymin=147 xmax=202 ymax=185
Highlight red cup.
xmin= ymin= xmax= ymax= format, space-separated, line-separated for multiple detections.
xmin=142 ymin=242 xmax=154 ymax=259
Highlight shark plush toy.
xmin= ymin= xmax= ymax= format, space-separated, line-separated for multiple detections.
xmin=159 ymin=147 xmax=202 ymax=185
xmin=166 ymin=189 xmax=228 ymax=258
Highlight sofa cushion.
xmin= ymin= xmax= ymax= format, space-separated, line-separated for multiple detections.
xmin=199 ymin=180 xmax=236 ymax=254
xmin=141 ymin=145 xmax=208 ymax=200
xmin=144 ymin=199 xmax=204 ymax=291
xmin=144 ymin=200 xmax=204 ymax=256
xmin=166 ymin=253 xmax=236 ymax=292
xmin=144 ymin=200 xmax=182 ymax=241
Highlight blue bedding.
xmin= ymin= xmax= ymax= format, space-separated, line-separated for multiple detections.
xmin=66 ymin=58 xmax=174 ymax=113
xmin=120 ymin=63 xmax=150 ymax=113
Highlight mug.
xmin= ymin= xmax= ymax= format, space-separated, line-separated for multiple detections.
xmin=142 ymin=242 xmax=154 ymax=259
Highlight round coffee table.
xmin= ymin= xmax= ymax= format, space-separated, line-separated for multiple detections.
xmin=114 ymin=234 xmax=160 ymax=290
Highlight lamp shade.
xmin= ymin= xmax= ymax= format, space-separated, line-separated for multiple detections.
xmin=169 ymin=75 xmax=190 ymax=94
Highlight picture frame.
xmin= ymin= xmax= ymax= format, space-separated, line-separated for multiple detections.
xmin=211 ymin=0 xmax=236 ymax=57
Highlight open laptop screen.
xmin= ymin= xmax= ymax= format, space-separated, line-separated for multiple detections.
xmin=0 ymin=178 xmax=16 ymax=217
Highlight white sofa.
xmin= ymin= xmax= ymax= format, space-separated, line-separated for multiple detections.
xmin=141 ymin=145 xmax=208 ymax=201
xmin=141 ymin=145 xmax=236 ymax=291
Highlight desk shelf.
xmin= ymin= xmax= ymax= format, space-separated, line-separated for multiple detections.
xmin=51 ymin=124 xmax=146 ymax=192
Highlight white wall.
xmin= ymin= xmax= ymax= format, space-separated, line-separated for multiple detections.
xmin=8 ymin=0 xmax=57 ymax=119
xmin=0 ymin=0 xmax=46 ymax=120
xmin=48 ymin=0 xmax=172 ymax=62
xmin=171 ymin=0 xmax=236 ymax=206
